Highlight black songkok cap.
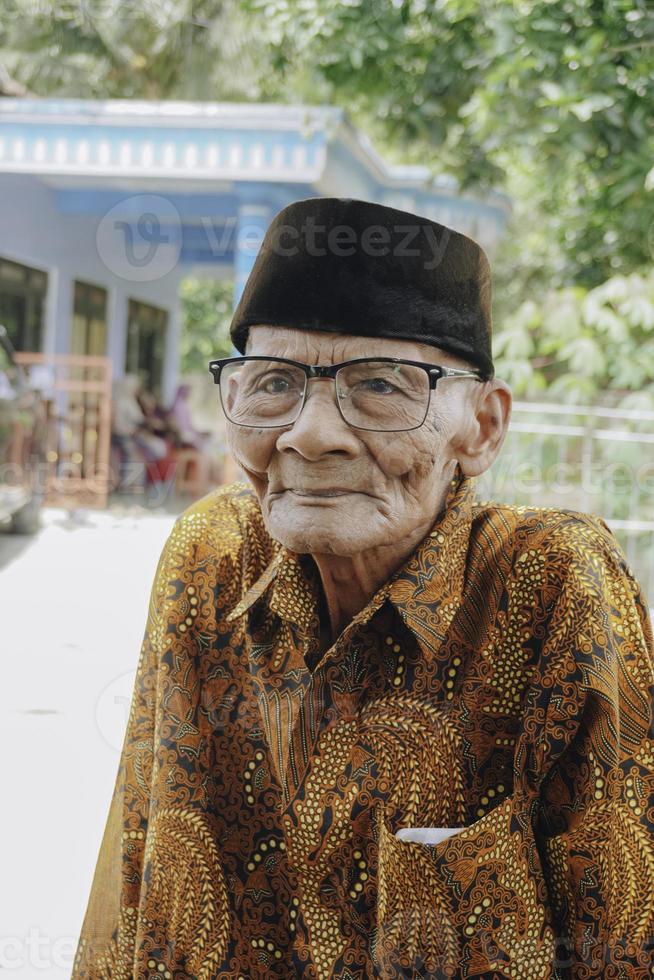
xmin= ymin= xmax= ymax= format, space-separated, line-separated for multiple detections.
xmin=230 ymin=196 xmax=494 ymax=379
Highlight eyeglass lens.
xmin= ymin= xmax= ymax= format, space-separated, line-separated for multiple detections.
xmin=219 ymin=358 xmax=431 ymax=431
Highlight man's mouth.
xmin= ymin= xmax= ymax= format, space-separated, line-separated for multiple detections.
xmin=288 ymin=488 xmax=354 ymax=497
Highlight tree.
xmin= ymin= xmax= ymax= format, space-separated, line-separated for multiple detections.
xmin=179 ymin=277 xmax=233 ymax=375
xmin=0 ymin=0 xmax=270 ymax=101
xmin=4 ymin=0 xmax=653 ymax=291
xmin=246 ymin=0 xmax=654 ymax=288
xmin=494 ymin=269 xmax=654 ymax=408
xmin=3 ymin=0 xmax=654 ymax=399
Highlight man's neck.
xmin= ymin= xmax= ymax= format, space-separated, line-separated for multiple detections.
xmin=310 ymin=519 xmax=435 ymax=643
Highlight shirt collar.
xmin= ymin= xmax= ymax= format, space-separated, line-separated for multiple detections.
xmin=386 ymin=470 xmax=475 ymax=656
xmin=225 ymin=546 xmax=319 ymax=631
xmin=226 ymin=469 xmax=476 ymax=655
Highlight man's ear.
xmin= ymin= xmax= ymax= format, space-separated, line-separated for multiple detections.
xmin=454 ymin=379 xmax=512 ymax=478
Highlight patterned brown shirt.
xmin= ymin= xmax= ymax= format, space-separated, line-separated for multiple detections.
xmin=73 ymin=472 xmax=654 ymax=979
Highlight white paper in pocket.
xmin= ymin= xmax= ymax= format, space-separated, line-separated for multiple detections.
xmin=395 ymin=826 xmax=464 ymax=845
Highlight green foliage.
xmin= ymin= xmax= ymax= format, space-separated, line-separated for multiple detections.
xmin=3 ymin=0 xmax=653 ymax=292
xmin=494 ymin=270 xmax=654 ymax=408
xmin=245 ymin=0 xmax=654 ymax=287
xmin=3 ymin=0 xmax=654 ymax=426
xmin=179 ymin=277 xmax=234 ymax=375
xmin=482 ymin=272 xmax=654 ymax=534
xmin=0 ymin=0 xmax=270 ymax=100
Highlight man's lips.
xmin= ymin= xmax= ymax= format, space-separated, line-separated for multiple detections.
xmin=288 ymin=488 xmax=355 ymax=497
xmin=269 ymin=487 xmax=363 ymax=498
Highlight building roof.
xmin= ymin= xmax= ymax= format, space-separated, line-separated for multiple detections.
xmin=0 ymin=98 xmax=510 ymax=247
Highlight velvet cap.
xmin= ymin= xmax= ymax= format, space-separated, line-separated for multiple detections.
xmin=230 ymin=197 xmax=494 ymax=379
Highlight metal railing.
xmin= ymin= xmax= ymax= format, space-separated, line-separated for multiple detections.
xmin=477 ymin=400 xmax=654 ymax=608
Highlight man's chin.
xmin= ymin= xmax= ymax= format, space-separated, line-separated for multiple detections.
xmin=262 ymin=506 xmax=376 ymax=556
xmin=280 ymin=535 xmax=363 ymax=556
xmin=262 ymin=491 xmax=386 ymax=551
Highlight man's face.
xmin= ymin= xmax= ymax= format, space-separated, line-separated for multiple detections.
xmin=226 ymin=326 xmax=478 ymax=557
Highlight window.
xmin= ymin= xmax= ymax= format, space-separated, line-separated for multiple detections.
xmin=0 ymin=329 xmax=18 ymax=400
xmin=125 ymin=299 xmax=167 ymax=395
xmin=0 ymin=258 xmax=48 ymax=352
xmin=71 ymin=280 xmax=108 ymax=357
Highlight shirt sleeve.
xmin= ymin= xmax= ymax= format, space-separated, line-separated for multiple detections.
xmin=374 ymin=518 xmax=654 ymax=979
xmin=72 ymin=524 xmax=181 ymax=978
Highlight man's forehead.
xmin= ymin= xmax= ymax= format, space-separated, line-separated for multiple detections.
xmin=245 ymin=324 xmax=468 ymax=368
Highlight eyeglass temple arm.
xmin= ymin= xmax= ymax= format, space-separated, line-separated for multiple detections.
xmin=433 ymin=367 xmax=484 ymax=381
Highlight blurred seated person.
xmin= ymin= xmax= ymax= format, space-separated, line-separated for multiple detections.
xmin=111 ymin=376 xmax=174 ymax=491
xmin=169 ymin=382 xmax=210 ymax=450
xmin=111 ymin=374 xmax=146 ymax=490
xmin=134 ymin=386 xmax=178 ymax=488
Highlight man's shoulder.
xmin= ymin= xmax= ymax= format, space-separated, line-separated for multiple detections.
xmin=169 ymin=481 xmax=270 ymax=560
xmin=177 ymin=479 xmax=261 ymax=520
xmin=470 ymin=497 xmax=629 ymax=579
xmin=472 ymin=496 xmax=614 ymax=539
xmin=467 ymin=498 xmax=652 ymax=627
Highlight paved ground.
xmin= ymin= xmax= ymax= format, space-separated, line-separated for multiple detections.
xmin=0 ymin=500 xmax=181 ymax=978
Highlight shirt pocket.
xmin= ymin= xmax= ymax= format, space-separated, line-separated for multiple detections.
xmin=395 ymin=826 xmax=464 ymax=845
xmin=373 ymin=808 xmax=462 ymax=978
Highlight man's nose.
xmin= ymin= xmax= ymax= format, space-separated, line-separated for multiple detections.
xmin=275 ymin=379 xmax=360 ymax=460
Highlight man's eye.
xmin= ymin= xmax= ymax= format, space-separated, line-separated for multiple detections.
xmin=259 ymin=374 xmax=297 ymax=394
xmin=359 ymin=377 xmax=396 ymax=394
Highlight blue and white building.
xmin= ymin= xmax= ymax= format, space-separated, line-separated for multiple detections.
xmin=0 ymin=98 xmax=510 ymax=400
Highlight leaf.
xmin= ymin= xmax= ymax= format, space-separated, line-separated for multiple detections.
xmin=539 ymin=80 xmax=565 ymax=103
xmin=547 ymin=373 xmax=598 ymax=404
xmin=493 ymin=325 xmax=533 ymax=360
xmin=493 ymin=357 xmax=534 ymax=395
xmin=558 ymin=336 xmax=606 ymax=378
xmin=569 ymin=94 xmax=615 ymax=122
xmin=618 ymin=297 xmax=654 ymax=332
xmin=585 ymin=305 xmax=628 ymax=342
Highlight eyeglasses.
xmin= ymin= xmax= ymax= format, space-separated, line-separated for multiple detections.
xmin=208 ymin=355 xmax=484 ymax=432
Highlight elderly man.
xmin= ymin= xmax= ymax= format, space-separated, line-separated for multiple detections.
xmin=73 ymin=198 xmax=654 ymax=979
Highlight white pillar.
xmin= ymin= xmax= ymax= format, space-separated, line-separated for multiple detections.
xmin=162 ymin=285 xmax=182 ymax=406
xmin=48 ymin=267 xmax=73 ymax=356
xmin=106 ymin=284 xmax=127 ymax=384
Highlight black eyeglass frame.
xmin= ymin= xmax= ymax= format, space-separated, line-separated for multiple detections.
xmin=208 ymin=354 xmax=485 ymax=432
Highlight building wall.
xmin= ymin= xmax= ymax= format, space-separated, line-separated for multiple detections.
xmin=0 ymin=173 xmax=184 ymax=402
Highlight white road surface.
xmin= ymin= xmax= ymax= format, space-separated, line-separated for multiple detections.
xmin=0 ymin=503 xmax=179 ymax=978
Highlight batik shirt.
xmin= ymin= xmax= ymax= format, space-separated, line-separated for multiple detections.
xmin=72 ymin=473 xmax=654 ymax=979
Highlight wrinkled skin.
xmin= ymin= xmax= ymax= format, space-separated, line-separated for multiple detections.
xmin=227 ymin=326 xmax=511 ymax=640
